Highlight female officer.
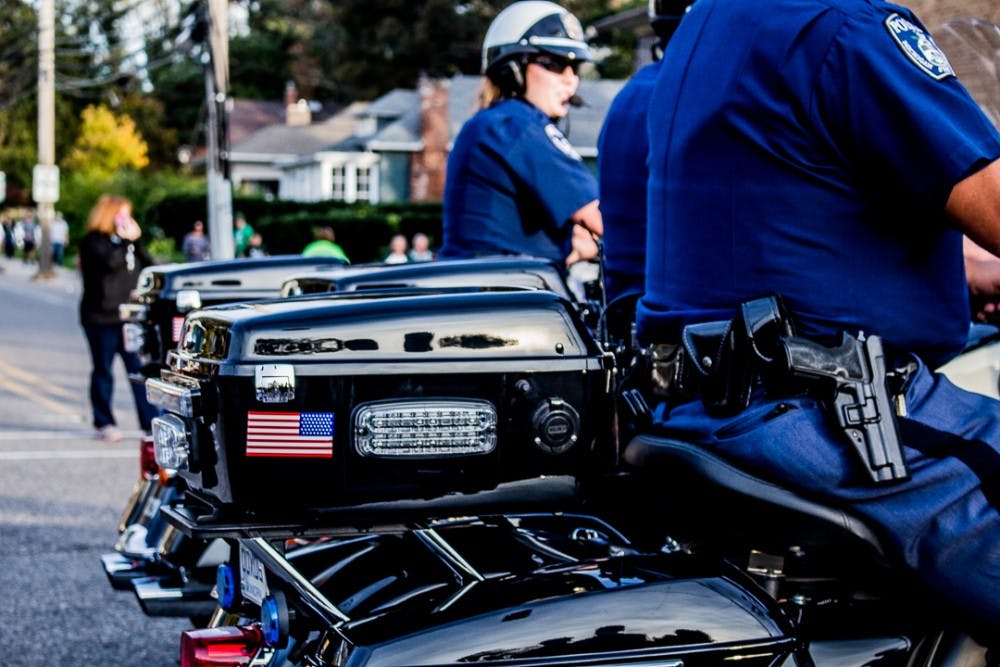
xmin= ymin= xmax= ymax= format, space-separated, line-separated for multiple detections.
xmin=440 ymin=0 xmax=603 ymax=266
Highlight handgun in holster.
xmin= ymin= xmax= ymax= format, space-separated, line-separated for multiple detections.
xmin=678 ymin=295 xmax=910 ymax=485
xmin=775 ymin=331 xmax=909 ymax=484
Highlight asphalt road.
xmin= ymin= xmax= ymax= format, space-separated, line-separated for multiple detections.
xmin=0 ymin=256 xmax=189 ymax=666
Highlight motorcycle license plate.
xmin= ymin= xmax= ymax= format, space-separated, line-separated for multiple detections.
xmin=239 ymin=542 xmax=268 ymax=605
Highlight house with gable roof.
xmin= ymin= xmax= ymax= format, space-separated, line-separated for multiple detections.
xmin=276 ymin=89 xmax=421 ymax=204
xmin=227 ymin=74 xmax=625 ymax=205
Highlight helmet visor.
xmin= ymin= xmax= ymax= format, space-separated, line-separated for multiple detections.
xmin=525 ymin=12 xmax=592 ymax=62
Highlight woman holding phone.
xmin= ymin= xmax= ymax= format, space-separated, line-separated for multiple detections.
xmin=78 ymin=194 xmax=156 ymax=442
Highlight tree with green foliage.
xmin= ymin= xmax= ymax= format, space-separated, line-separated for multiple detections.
xmin=315 ymin=0 xmax=623 ymax=102
xmin=0 ymin=1 xmax=37 ymax=110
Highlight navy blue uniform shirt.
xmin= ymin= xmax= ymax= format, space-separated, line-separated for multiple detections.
xmin=637 ymin=0 xmax=1000 ymax=368
xmin=441 ymin=98 xmax=598 ymax=263
xmin=598 ymin=61 xmax=661 ymax=301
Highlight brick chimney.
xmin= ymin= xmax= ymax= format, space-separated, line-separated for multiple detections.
xmin=409 ymin=75 xmax=450 ymax=202
xmin=284 ymin=80 xmax=312 ymax=126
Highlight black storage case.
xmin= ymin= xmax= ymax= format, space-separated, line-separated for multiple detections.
xmin=163 ymin=288 xmax=613 ymax=519
xmin=120 ymin=255 xmax=348 ymax=371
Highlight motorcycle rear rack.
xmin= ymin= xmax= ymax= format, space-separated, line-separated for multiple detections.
xmin=161 ymin=474 xmax=586 ymax=541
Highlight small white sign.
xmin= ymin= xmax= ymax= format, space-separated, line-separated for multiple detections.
xmin=239 ymin=541 xmax=269 ymax=605
xmin=0 ymin=171 xmax=6 ymax=203
xmin=32 ymin=164 xmax=59 ymax=203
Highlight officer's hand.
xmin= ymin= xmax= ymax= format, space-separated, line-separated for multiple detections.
xmin=566 ymin=224 xmax=598 ymax=266
xmin=964 ymin=237 xmax=1000 ymax=323
xmin=966 ymin=256 xmax=1000 ymax=323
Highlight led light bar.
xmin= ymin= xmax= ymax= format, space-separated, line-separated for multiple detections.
xmin=353 ymin=399 xmax=497 ymax=458
xmin=122 ymin=323 xmax=146 ymax=354
xmin=151 ymin=414 xmax=190 ymax=471
xmin=146 ymin=378 xmax=199 ymax=418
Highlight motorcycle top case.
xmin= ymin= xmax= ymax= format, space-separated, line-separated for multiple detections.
xmin=160 ymin=288 xmax=613 ymax=518
xmin=120 ymin=255 xmax=348 ymax=370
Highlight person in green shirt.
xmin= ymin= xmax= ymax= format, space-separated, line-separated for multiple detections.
xmin=233 ymin=213 xmax=254 ymax=258
xmin=302 ymin=225 xmax=349 ymax=263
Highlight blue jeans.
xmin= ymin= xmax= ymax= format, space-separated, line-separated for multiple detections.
xmin=84 ymin=323 xmax=157 ymax=432
xmin=652 ymin=358 xmax=1000 ymax=633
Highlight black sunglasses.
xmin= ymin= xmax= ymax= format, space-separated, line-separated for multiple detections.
xmin=529 ymin=54 xmax=582 ymax=75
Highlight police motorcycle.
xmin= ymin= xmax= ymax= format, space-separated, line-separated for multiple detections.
xmin=141 ymin=248 xmax=998 ymax=667
xmin=104 ymin=255 xmax=596 ymax=623
xmin=102 ymin=255 xmax=349 ymax=619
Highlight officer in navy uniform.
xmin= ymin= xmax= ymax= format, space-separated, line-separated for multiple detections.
xmin=597 ymin=0 xmax=693 ymax=302
xmin=440 ymin=0 xmax=603 ymax=266
xmin=638 ymin=0 xmax=1000 ymax=641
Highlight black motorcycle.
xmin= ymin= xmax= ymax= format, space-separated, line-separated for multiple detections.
xmin=103 ymin=255 xmax=349 ymax=619
xmin=146 ymin=275 xmax=992 ymax=666
xmin=105 ymin=255 xmax=594 ymax=623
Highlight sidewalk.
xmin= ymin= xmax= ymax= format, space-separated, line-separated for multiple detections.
xmin=0 ymin=255 xmax=81 ymax=296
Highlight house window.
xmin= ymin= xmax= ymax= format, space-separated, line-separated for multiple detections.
xmin=331 ymin=165 xmax=346 ymax=201
xmin=356 ymin=164 xmax=373 ymax=202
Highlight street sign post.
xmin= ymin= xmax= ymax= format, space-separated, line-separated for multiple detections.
xmin=32 ymin=164 xmax=59 ymax=204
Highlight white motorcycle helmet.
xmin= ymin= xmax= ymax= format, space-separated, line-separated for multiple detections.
xmin=482 ymin=1 xmax=592 ymax=96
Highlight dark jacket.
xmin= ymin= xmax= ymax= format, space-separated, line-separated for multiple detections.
xmin=79 ymin=231 xmax=153 ymax=327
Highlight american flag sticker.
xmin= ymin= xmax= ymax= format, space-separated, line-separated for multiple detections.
xmin=246 ymin=411 xmax=334 ymax=458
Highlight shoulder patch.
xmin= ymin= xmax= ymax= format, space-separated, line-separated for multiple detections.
xmin=545 ymin=124 xmax=583 ymax=161
xmin=884 ymin=13 xmax=955 ymax=81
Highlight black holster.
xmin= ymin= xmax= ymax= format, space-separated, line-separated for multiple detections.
xmin=675 ymin=295 xmax=909 ymax=485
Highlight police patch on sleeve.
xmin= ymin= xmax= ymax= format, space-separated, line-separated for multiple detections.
xmin=884 ymin=13 xmax=955 ymax=81
xmin=545 ymin=124 xmax=583 ymax=161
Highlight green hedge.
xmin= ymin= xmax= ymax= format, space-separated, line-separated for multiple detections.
xmin=147 ymin=193 xmax=442 ymax=264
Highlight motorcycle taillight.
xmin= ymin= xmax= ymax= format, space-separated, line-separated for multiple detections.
xmin=179 ymin=625 xmax=263 ymax=667
xmin=140 ymin=435 xmax=159 ymax=480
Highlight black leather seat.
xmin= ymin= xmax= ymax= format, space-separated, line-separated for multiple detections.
xmin=622 ymin=433 xmax=888 ymax=562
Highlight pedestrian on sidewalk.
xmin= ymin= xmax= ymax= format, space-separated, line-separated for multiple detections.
xmin=50 ymin=211 xmax=69 ymax=266
xmin=78 ymin=194 xmax=158 ymax=442
xmin=181 ymin=219 xmax=211 ymax=262
xmin=302 ymin=225 xmax=349 ymax=262
xmin=1 ymin=216 xmax=13 ymax=260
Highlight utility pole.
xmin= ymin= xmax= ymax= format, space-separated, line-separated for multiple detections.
xmin=205 ymin=0 xmax=234 ymax=260
xmin=34 ymin=0 xmax=57 ymax=279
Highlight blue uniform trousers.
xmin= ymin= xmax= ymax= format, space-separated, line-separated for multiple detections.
xmin=653 ymin=358 xmax=1000 ymax=631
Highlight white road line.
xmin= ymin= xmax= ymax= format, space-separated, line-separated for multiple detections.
xmin=0 ymin=449 xmax=135 ymax=460
xmin=0 ymin=429 xmax=145 ymax=441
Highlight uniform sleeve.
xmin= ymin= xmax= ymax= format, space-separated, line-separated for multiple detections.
xmin=505 ymin=120 xmax=599 ymax=232
xmin=813 ymin=8 xmax=1000 ymax=208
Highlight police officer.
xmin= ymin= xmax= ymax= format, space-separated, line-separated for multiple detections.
xmin=638 ymin=0 xmax=1000 ymax=640
xmin=597 ymin=0 xmax=693 ymax=302
xmin=440 ymin=0 xmax=603 ymax=266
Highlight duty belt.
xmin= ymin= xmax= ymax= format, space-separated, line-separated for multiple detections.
xmin=656 ymin=296 xmax=911 ymax=485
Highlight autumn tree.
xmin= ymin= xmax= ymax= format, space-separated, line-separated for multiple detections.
xmin=63 ymin=104 xmax=149 ymax=176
